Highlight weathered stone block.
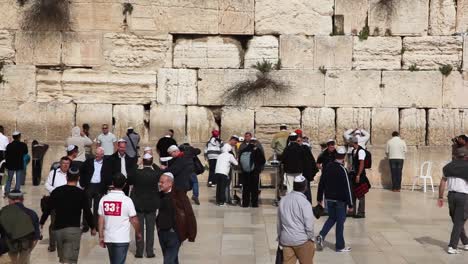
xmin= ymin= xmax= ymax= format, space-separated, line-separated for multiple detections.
xmin=442 ymin=72 xmax=468 ymax=108
xmin=157 ymin=69 xmax=197 ymax=105
xmin=187 ymin=106 xmax=218 ymax=143
xmin=371 ymin=108 xmax=399 ymax=145
xmin=0 ymin=65 xmax=36 ymax=102
xmin=221 ymin=107 xmax=255 ymax=139
xmin=279 ymin=35 xmax=314 ymax=69
xmin=75 ymin=104 xmax=113 ymax=140
xmin=244 ymin=36 xmax=279 ymax=68
xmin=314 ymin=36 xmax=353 ymax=70
xmin=219 ymin=0 xmax=254 ymax=35
xmin=325 ymin=71 xmax=382 ymax=107
xmin=428 ymin=109 xmax=463 ymax=146
xmin=255 ymin=0 xmax=333 ymax=35
xmin=335 ymin=0 xmax=368 ymax=35
xmin=62 ymin=32 xmax=103 ymax=67
xmin=150 ymin=104 xmax=186 ymax=143
xmin=255 ymin=107 xmax=301 ymax=148
xmin=69 ymin=2 xmax=124 ymax=32
xmin=173 ymin=36 xmax=242 ymax=69
xmin=62 ymin=69 xmax=156 ymax=104
xmin=113 ymin=105 xmax=145 ymax=140
xmin=0 ymin=30 xmax=14 ymax=62
xmin=103 ymin=33 xmax=172 ymax=70
xmin=429 ymin=0 xmax=456 ymax=35
xmin=353 ymin=37 xmax=402 ymax=70
xmin=456 ymin=0 xmax=468 ymax=32
xmin=15 ymin=31 xmax=62 ymax=65
xmin=0 ymin=0 xmax=19 ymax=30
xmin=400 ymin=108 xmax=426 ymax=146
xmin=369 ymin=0 xmax=429 ymax=36
xmin=36 ymin=70 xmax=69 ymax=103
xmin=403 ymin=36 xmax=462 ymax=69
xmin=336 ymin=108 xmax=371 ymax=145
xmin=46 ymin=102 xmax=76 ymax=141
xmin=302 ymin=108 xmax=335 ymax=144
xmin=0 ymin=101 xmax=18 ymax=134
xmin=381 ymin=71 xmax=442 ymax=108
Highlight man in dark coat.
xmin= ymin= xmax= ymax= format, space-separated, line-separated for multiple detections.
xmin=282 ymin=133 xmax=307 ymax=193
xmin=102 ymin=139 xmax=137 ymax=195
xmin=5 ymin=131 xmax=28 ymax=195
xmin=163 ymin=145 xmax=194 ymax=194
xmin=238 ymin=138 xmax=266 ymax=208
xmin=31 ymin=140 xmax=49 ymax=186
xmin=298 ymin=136 xmax=319 ymax=203
xmin=156 ymin=132 xmax=177 ymax=158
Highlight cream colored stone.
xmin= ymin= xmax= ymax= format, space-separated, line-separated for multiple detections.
xmin=464 ymin=110 xmax=468 ymax=135
xmin=369 ymin=0 xmax=429 ymax=36
xmin=244 ymin=36 xmax=279 ymax=68
xmin=429 ymin=0 xmax=456 ymax=35
xmin=353 ymin=37 xmax=402 ymax=70
xmin=157 ymin=69 xmax=197 ymax=105
xmin=456 ymin=0 xmax=468 ymax=33
xmin=0 ymin=0 xmax=19 ymax=30
xmin=15 ymin=31 xmax=62 ymax=65
xmin=75 ymin=104 xmax=113 ymax=139
xmin=279 ymin=35 xmax=314 ymax=69
xmin=403 ymin=36 xmax=462 ymax=69
xmin=302 ymin=108 xmax=335 ymax=144
xmin=371 ymin=108 xmax=399 ymax=145
xmin=62 ymin=32 xmax=103 ymax=67
xmin=221 ymin=107 xmax=255 ymax=139
xmin=219 ymin=0 xmax=254 ymax=35
xmin=16 ymin=102 xmax=47 ymax=141
xmin=150 ymin=104 xmax=186 ymax=143
xmin=324 ymin=71 xmax=382 ymax=107
xmin=255 ymin=0 xmax=333 ymax=35
xmin=0 ymin=101 xmax=18 ymax=134
xmin=173 ymin=36 xmax=242 ymax=69
xmin=103 ymin=33 xmax=172 ymax=70
xmin=381 ymin=71 xmax=442 ymax=108
xmin=442 ymin=72 xmax=468 ymax=108
xmin=187 ymin=106 xmax=218 ymax=143
xmin=428 ymin=108 xmax=463 ymax=146
xmin=69 ymin=2 xmax=124 ymax=32
xmin=463 ymin=37 xmax=468 ymax=71
xmin=46 ymin=102 xmax=76 ymax=141
xmin=314 ymin=36 xmax=353 ymax=70
xmin=0 ymin=65 xmax=36 ymax=102
xmin=336 ymin=108 xmax=371 ymax=145
xmin=62 ymin=69 xmax=156 ymax=104
xmin=255 ymin=107 xmax=301 ymax=148
xmin=36 ymin=70 xmax=68 ymax=103
xmin=335 ymin=0 xmax=368 ymax=34
xmin=0 ymin=30 xmax=14 ymax=62
xmin=400 ymin=108 xmax=426 ymax=146
xmin=113 ymin=105 xmax=146 ymax=140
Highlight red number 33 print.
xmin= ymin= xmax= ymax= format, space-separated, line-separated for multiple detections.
xmin=103 ymin=201 xmax=122 ymax=216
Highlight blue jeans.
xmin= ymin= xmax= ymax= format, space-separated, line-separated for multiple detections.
xmin=158 ymin=230 xmax=180 ymax=264
xmin=106 ymin=243 xmax=129 ymax=264
xmin=319 ymin=201 xmax=347 ymax=251
xmin=190 ymin=173 xmax=199 ymax=198
xmin=5 ymin=170 xmax=25 ymax=194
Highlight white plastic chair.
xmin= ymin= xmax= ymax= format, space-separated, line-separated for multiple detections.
xmin=411 ymin=161 xmax=434 ymax=193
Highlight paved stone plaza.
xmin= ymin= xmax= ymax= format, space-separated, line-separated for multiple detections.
xmin=0 ymin=184 xmax=466 ymax=264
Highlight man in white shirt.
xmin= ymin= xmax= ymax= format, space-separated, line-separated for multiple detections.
xmin=66 ymin=126 xmax=93 ymax=164
xmin=351 ymin=137 xmax=370 ymax=218
xmin=98 ymin=173 xmax=141 ymax=264
xmin=96 ymin=124 xmax=117 ymax=157
xmin=386 ymin=131 xmax=407 ymax=192
xmin=0 ymin=125 xmax=9 ymax=183
xmin=344 ymin=128 xmax=370 ymax=149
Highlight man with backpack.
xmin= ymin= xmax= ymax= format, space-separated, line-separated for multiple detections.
xmin=350 ymin=137 xmax=371 ymax=219
xmin=0 ymin=190 xmax=40 ymax=264
xmin=239 ymin=138 xmax=265 ymax=208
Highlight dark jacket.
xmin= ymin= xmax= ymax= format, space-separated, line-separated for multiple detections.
xmin=302 ymin=145 xmax=319 ymax=181
xmin=5 ymin=140 xmax=28 ymax=170
xmin=317 ymin=161 xmax=353 ymax=207
xmin=166 ymin=153 xmax=194 ymax=192
xmin=238 ymin=143 xmax=266 ymax=175
xmin=171 ymin=190 xmax=197 ymax=242
xmin=282 ymin=142 xmax=306 ymax=174
xmin=79 ymin=158 xmax=106 ymax=193
xmin=102 ymin=152 xmax=137 ymax=188
xmin=156 ymin=137 xmax=177 ymax=158
xmin=129 ymin=166 xmax=162 ymax=212
xmin=443 ymin=160 xmax=468 ymax=181
xmin=351 ymin=146 xmax=370 ymax=187
xmin=32 ymin=144 xmax=48 ymax=160
xmin=317 ymin=149 xmax=336 ymax=170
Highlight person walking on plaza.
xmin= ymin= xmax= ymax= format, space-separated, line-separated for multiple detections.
xmin=386 ymin=131 xmax=407 ymax=192
xmin=0 ymin=126 xmax=9 ymax=186
xmin=65 ymin=126 xmax=92 ymax=167
xmin=317 ymin=139 xmax=337 ymax=171
xmin=31 ymin=140 xmax=49 ymax=186
xmin=277 ymin=175 xmax=315 ymax=264
xmin=5 ymin=131 xmax=28 ymax=196
xmin=128 ymin=153 xmax=161 ymax=258
xmin=178 ymin=143 xmax=203 ymax=205
xmin=123 ymin=127 xmax=140 ymax=164
xmin=0 ymin=190 xmax=40 ymax=264
xmin=239 ymin=138 xmax=265 ymax=208
xmin=215 ymin=144 xmax=238 ymax=206
xmin=204 ymin=129 xmax=223 ymax=187
xmin=344 ymin=128 xmax=370 ymax=149
xmin=350 ymin=137 xmax=370 ymax=218
xmin=96 ymin=124 xmax=117 ymax=158
xmin=40 ymin=167 xmax=96 ymax=264
xmin=316 ymin=146 xmax=353 ymax=252
xmin=437 ymin=147 xmax=468 ymax=254
xmin=282 ymin=133 xmax=306 ymax=193
xmin=102 ymin=139 xmax=137 ymax=195
xmin=98 ymin=173 xmax=141 ymax=264
xmin=165 ymin=145 xmax=194 ymax=195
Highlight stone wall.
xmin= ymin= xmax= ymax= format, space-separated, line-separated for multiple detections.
xmin=1 ymin=0 xmax=468 ymax=187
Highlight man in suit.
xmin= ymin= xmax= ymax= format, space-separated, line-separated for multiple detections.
xmin=102 ymin=139 xmax=137 ymax=195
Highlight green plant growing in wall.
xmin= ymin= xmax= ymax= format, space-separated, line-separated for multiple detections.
xmin=318 ymin=66 xmax=327 ymax=75
xmin=439 ymin=64 xmax=453 ymax=76
xmin=385 ymin=29 xmax=392 ymax=36
xmin=358 ymin=25 xmax=369 ymax=41
xmin=408 ymin=64 xmax=419 ymax=72
xmin=122 ymin=3 xmax=134 ymax=24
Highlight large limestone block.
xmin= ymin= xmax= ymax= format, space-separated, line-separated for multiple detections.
xmin=428 ymin=109 xmax=463 ymax=146
xmin=157 ymin=69 xmax=197 ymax=105
xmin=314 ymin=36 xmax=353 ymax=70
xmin=403 ymin=36 xmax=463 ymax=69
xmin=335 ymin=0 xmax=368 ymax=34
xmin=62 ymin=32 xmax=103 ymax=67
xmin=46 ymin=102 xmax=76 ymax=141
xmin=417 ymin=146 xmax=453 ymax=181
xmin=219 ymin=0 xmax=254 ymax=34
xmin=244 ymin=36 xmax=279 ymax=68
xmin=0 ymin=30 xmax=14 ymax=62
xmin=429 ymin=0 xmax=456 ymax=35
xmin=221 ymin=107 xmax=255 ymax=139
xmin=324 ymin=71 xmax=382 ymax=107
xmin=0 ymin=0 xmax=19 ymax=30
xmin=62 ymin=69 xmax=156 ymax=104
xmin=371 ymin=108 xmax=399 ymax=145
xmin=36 ymin=70 xmax=69 ymax=103
xmin=0 ymin=65 xmax=36 ymax=102
xmin=187 ymin=106 xmax=218 ymax=144
xmin=69 ymin=2 xmax=124 ymax=31
xmin=150 ymin=104 xmax=186 ymax=143
xmin=103 ymin=33 xmax=172 ymax=70
xmin=75 ymin=104 xmax=113 ymax=139
xmin=381 ymin=71 xmax=442 ymax=108
xmin=369 ymin=0 xmax=429 ymax=36
xmin=302 ymin=108 xmax=335 ymax=144
xmin=113 ymin=105 xmax=146 ymax=140
xmin=442 ymin=72 xmax=468 ymax=108
xmin=279 ymin=35 xmax=314 ymax=69
xmin=353 ymin=37 xmax=402 ymax=70
xmin=0 ymin=101 xmax=18 ymax=134
xmin=400 ymin=108 xmax=426 ymax=146
xmin=255 ymin=107 xmax=301 ymax=147
xmin=173 ymin=36 xmax=242 ymax=69
xmin=15 ymin=31 xmax=62 ymax=65
xmin=255 ymin=0 xmax=333 ymax=35
xmin=463 ymin=37 xmax=468 ymax=71
xmin=336 ymin=108 xmax=371 ymax=145
xmin=456 ymin=0 xmax=468 ymax=32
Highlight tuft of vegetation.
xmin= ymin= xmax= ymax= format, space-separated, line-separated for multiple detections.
xmin=373 ymin=27 xmax=380 ymax=36
xmin=401 ymin=47 xmax=406 ymax=55
xmin=384 ymin=28 xmax=392 ymax=36
xmin=408 ymin=64 xmax=419 ymax=72
xmin=22 ymin=0 xmax=70 ymax=30
xmin=0 ymin=61 xmax=6 ymax=84
xmin=358 ymin=25 xmax=370 ymax=41
xmin=439 ymin=64 xmax=453 ymax=76
xmin=318 ymin=66 xmax=327 ymax=75
xmin=122 ymin=3 xmax=134 ymax=24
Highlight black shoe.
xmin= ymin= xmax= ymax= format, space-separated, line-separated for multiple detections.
xmin=146 ymin=254 xmax=155 ymax=258
xmin=353 ymin=214 xmax=365 ymax=219
xmin=192 ymin=196 xmax=200 ymax=205
xmin=48 ymin=246 xmax=56 ymax=252
xmin=135 ymin=254 xmax=143 ymax=258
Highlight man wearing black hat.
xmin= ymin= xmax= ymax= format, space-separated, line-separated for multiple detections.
xmin=5 ymin=131 xmax=28 ymax=195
